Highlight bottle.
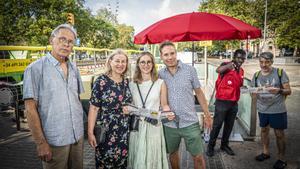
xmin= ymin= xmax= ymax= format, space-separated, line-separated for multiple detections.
xmin=203 ymin=128 xmax=210 ymax=143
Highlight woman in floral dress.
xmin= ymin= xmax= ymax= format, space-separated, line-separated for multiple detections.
xmin=88 ymin=49 xmax=132 ymax=169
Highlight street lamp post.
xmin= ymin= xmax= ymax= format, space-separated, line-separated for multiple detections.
xmin=262 ymin=0 xmax=268 ymax=52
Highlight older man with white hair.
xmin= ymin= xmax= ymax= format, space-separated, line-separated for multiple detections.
xmin=23 ymin=24 xmax=84 ymax=169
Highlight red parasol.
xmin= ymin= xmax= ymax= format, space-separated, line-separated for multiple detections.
xmin=134 ymin=12 xmax=261 ymax=44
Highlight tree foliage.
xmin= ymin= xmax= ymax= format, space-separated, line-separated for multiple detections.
xmin=197 ymin=0 xmax=259 ymax=53
xmin=266 ymin=0 xmax=300 ymax=49
xmin=110 ymin=24 xmax=136 ymax=49
xmin=1 ymin=0 xmax=82 ymax=45
xmin=0 ymin=0 xmax=35 ymax=45
xmin=86 ymin=18 xmax=118 ymax=48
xmin=0 ymin=0 xmax=136 ymax=50
xmin=198 ymin=0 xmax=300 ymax=53
xmin=96 ymin=8 xmax=118 ymax=25
xmin=95 ymin=8 xmax=137 ymax=50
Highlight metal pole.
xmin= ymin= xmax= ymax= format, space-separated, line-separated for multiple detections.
xmin=204 ymin=46 xmax=207 ymax=86
xmin=93 ymin=51 xmax=96 ymax=73
xmin=73 ymin=49 xmax=77 ymax=66
xmin=14 ymin=87 xmax=20 ymax=131
xmin=192 ymin=42 xmax=195 ymax=66
xmin=231 ymin=42 xmax=234 ymax=60
xmin=262 ymin=0 xmax=268 ymax=52
xmin=250 ymin=95 xmax=258 ymax=136
xmin=246 ymin=35 xmax=250 ymax=61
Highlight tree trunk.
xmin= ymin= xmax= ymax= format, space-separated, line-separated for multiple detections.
xmin=293 ymin=46 xmax=298 ymax=57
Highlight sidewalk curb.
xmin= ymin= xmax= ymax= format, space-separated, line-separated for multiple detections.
xmin=0 ymin=132 xmax=31 ymax=145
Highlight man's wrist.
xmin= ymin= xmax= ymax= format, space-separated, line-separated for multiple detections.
xmin=88 ymin=131 xmax=94 ymax=135
xmin=36 ymin=139 xmax=46 ymax=145
xmin=278 ymin=88 xmax=283 ymax=94
xmin=204 ymin=113 xmax=211 ymax=118
xmin=229 ymin=62 xmax=234 ymax=69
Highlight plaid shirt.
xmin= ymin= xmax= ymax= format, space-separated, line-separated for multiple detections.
xmin=159 ymin=60 xmax=201 ymax=128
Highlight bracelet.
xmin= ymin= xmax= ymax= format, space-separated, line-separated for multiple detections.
xmin=278 ymin=89 xmax=283 ymax=94
xmin=204 ymin=115 xmax=211 ymax=118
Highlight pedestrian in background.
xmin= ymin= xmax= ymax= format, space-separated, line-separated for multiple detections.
xmin=127 ymin=51 xmax=174 ymax=169
xmin=251 ymin=52 xmax=291 ymax=169
xmin=87 ymin=49 xmax=132 ymax=169
xmin=23 ymin=24 xmax=84 ymax=169
xmin=206 ymin=49 xmax=246 ymax=157
xmin=158 ymin=41 xmax=212 ymax=169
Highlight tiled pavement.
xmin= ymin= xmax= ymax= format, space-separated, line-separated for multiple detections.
xmin=0 ymin=114 xmax=225 ymax=169
xmin=0 ymin=137 xmax=95 ymax=169
xmin=0 ymin=116 xmax=95 ymax=169
xmin=1 ymin=60 xmax=299 ymax=169
xmin=1 ymin=89 xmax=299 ymax=169
xmin=0 ymin=136 xmax=42 ymax=169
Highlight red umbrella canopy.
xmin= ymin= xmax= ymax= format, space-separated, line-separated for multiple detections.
xmin=134 ymin=12 xmax=262 ymax=44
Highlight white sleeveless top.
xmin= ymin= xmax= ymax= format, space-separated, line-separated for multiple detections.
xmin=129 ymin=79 xmax=163 ymax=111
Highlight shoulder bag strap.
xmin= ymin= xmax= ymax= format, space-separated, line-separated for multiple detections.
xmin=255 ymin=71 xmax=261 ymax=87
xmin=136 ymin=81 xmax=155 ymax=108
xmin=277 ymin=68 xmax=283 ymax=88
xmin=121 ymin=78 xmax=128 ymax=104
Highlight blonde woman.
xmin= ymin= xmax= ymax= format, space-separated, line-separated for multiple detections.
xmin=127 ymin=51 xmax=174 ymax=169
xmin=88 ymin=49 xmax=132 ymax=169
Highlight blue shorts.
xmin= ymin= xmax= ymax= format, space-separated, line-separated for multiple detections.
xmin=258 ymin=112 xmax=287 ymax=129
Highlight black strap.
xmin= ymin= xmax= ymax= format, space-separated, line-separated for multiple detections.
xmin=136 ymin=81 xmax=155 ymax=108
xmin=121 ymin=78 xmax=127 ymax=104
xmin=254 ymin=71 xmax=260 ymax=87
xmin=255 ymin=68 xmax=283 ymax=88
xmin=277 ymin=68 xmax=283 ymax=89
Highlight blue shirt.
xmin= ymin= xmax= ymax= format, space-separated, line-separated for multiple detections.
xmin=159 ymin=60 xmax=201 ymax=128
xmin=23 ymin=53 xmax=84 ymax=146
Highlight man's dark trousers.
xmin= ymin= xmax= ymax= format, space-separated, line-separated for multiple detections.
xmin=208 ymin=99 xmax=238 ymax=147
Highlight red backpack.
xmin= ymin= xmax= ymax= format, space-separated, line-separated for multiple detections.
xmin=215 ymin=66 xmax=244 ymax=102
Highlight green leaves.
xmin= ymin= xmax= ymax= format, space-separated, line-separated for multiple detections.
xmin=198 ymin=0 xmax=300 ymax=52
xmin=0 ymin=0 xmax=136 ymax=50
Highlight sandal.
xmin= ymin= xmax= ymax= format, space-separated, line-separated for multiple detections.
xmin=273 ymin=160 xmax=287 ymax=169
xmin=255 ymin=153 xmax=270 ymax=161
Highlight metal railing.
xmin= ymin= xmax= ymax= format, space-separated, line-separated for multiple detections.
xmin=0 ymin=45 xmax=141 ymax=130
xmin=0 ymin=81 xmax=23 ymax=130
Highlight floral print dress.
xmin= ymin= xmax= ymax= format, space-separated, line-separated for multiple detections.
xmin=90 ymin=74 xmax=132 ymax=169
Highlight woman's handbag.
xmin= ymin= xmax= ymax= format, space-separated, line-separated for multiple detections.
xmin=93 ymin=108 xmax=107 ymax=144
xmin=94 ymin=121 xmax=108 ymax=144
xmin=129 ymin=115 xmax=140 ymax=131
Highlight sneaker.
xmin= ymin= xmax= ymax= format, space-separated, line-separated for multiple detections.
xmin=273 ymin=160 xmax=287 ymax=169
xmin=220 ymin=145 xmax=235 ymax=156
xmin=206 ymin=145 xmax=214 ymax=157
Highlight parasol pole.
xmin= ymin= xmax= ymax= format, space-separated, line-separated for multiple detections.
xmin=204 ymin=46 xmax=207 ymax=86
xmin=246 ymin=35 xmax=250 ymax=61
xmin=192 ymin=42 xmax=195 ymax=66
